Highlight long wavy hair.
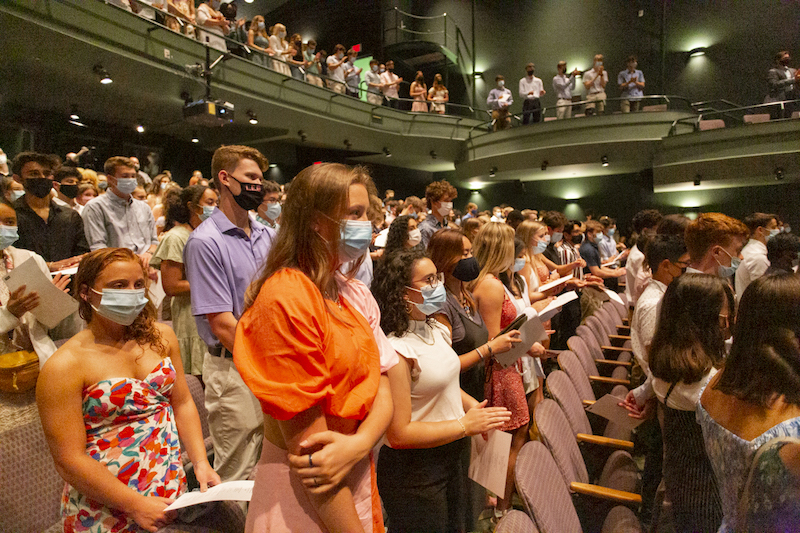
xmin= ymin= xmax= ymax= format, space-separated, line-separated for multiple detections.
xmin=384 ymin=215 xmax=414 ymax=257
xmin=244 ymin=163 xmax=377 ymax=310
xmin=428 ymin=228 xmax=477 ymax=309
xmin=76 ymin=248 xmax=167 ymax=358
xmin=649 ymin=273 xmax=734 ymax=385
xmin=714 ymin=273 xmax=800 ymax=407
xmin=469 ymin=222 xmax=514 ymax=291
xmin=372 ymin=248 xmax=427 ymax=337
xmin=516 ymin=219 xmax=548 ymax=274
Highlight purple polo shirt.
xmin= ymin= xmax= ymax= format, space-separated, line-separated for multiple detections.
xmin=183 ymin=207 xmax=275 ymax=348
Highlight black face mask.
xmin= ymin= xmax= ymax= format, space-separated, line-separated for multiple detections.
xmin=452 ymin=256 xmax=480 ymax=282
xmin=527 ymin=70 xmax=534 ymax=76
xmin=25 ymin=178 xmax=54 ymax=199
xmin=60 ymin=183 xmax=79 ymax=199
xmin=229 ymin=175 xmax=263 ymax=212
xmin=572 ymin=234 xmax=583 ymax=245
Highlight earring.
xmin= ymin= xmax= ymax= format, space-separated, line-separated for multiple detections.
xmin=404 ymin=298 xmax=413 ymax=314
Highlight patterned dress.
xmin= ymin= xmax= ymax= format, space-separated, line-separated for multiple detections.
xmin=62 ymin=358 xmax=186 ymax=533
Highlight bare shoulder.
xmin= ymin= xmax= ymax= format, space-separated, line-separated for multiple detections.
xmin=474 ymin=275 xmax=504 ymax=296
xmin=155 ymin=321 xmax=178 ymax=344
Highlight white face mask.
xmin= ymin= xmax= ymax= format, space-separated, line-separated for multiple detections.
xmin=498 ymin=80 xmax=505 ymax=88
xmin=0 ymin=154 xmax=6 ymax=165
xmin=372 ymin=65 xmax=378 ymax=72
xmin=278 ymin=31 xmax=286 ymax=39
xmin=437 ymin=201 xmax=453 ymax=217
xmin=407 ymin=228 xmax=422 ymax=247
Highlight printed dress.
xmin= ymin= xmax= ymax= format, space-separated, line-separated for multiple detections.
xmin=62 ymin=358 xmax=186 ymax=533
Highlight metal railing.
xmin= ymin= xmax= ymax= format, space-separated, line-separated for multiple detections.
xmin=669 ymin=99 xmax=800 ymax=135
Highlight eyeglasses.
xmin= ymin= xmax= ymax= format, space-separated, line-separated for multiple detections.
xmin=408 ymin=272 xmax=444 ymax=290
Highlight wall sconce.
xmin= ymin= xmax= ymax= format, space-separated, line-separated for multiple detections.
xmin=694 ymin=174 xmax=701 ymax=186
xmin=191 ymin=131 xmax=199 ymax=143
xmin=383 ymin=147 xmax=391 ymax=157
xmin=344 ymin=139 xmax=352 ymax=149
xmin=541 ymin=160 xmax=548 ymax=171
xmin=601 ymin=155 xmax=609 ymax=167
xmin=775 ymin=167 xmax=784 ymax=181
xmin=93 ymin=65 xmax=113 ymax=84
xmin=430 ymin=150 xmax=437 ymax=159
xmin=489 ymin=166 xmax=497 ymax=178
xmin=298 ymin=130 xmax=307 ymax=142
xmin=473 ymin=72 xmax=483 ymax=79
xmin=247 ymin=110 xmax=258 ymax=125
xmin=689 ymin=47 xmax=706 ymax=58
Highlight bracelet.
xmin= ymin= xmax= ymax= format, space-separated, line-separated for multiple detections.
xmin=457 ymin=416 xmax=467 ymax=437
xmin=485 ymin=342 xmax=494 ymax=358
xmin=476 ymin=346 xmax=484 ymax=361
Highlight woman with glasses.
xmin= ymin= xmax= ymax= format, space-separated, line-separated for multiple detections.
xmin=372 ymin=248 xmax=511 ymax=532
xmin=649 ymin=273 xmax=733 ymax=532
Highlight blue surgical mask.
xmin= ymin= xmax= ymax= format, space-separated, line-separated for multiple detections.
xmin=90 ymin=288 xmax=149 ymax=326
xmin=551 ymin=231 xmax=563 ymax=243
xmin=199 ymin=205 xmax=215 ymax=221
xmin=116 ymin=177 xmax=138 ymax=195
xmin=534 ymin=240 xmax=547 ymax=254
xmin=608 ymin=228 xmax=616 ymax=237
xmin=512 ymin=258 xmax=526 ymax=272
xmin=9 ymin=190 xmax=24 ymax=202
xmin=408 ymin=283 xmax=447 ymax=316
xmin=264 ymin=202 xmax=281 ymax=221
xmin=257 ymin=22 xmax=265 ymax=31
xmin=716 ymin=247 xmax=741 ymax=278
xmin=339 ymin=220 xmax=372 ymax=263
xmin=98 ymin=181 xmax=108 ymax=191
xmin=0 ymin=225 xmax=19 ymax=249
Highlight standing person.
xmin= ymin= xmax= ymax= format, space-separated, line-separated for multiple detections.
xmin=304 ymin=40 xmax=324 ymax=88
xmin=254 ymin=180 xmax=281 ymax=230
xmin=183 ymin=145 xmax=275 ymax=482
xmin=410 ymin=71 xmax=428 ymax=112
xmin=364 ymin=59 xmax=384 ymax=105
xmin=326 ymin=44 xmax=348 ymax=94
xmin=344 ymin=49 xmax=363 ymax=98
xmin=765 ymin=50 xmax=797 ymax=119
xmin=195 ymin=0 xmax=228 ymax=52
xmin=37 ymin=248 xmax=220 ymax=533
xmin=583 ymin=53 xmax=608 ymax=115
xmin=373 ymin=248 xmax=512 ymax=532
xmin=380 ymin=60 xmax=403 ymax=109
xmin=150 ymin=185 xmax=218 ymax=377
xmin=235 ymin=163 xmax=394 ymax=533
xmin=735 ymin=212 xmax=778 ymax=299
xmin=519 ymin=63 xmax=545 ymax=124
xmin=765 ymin=232 xmax=800 ymax=274
xmin=418 ymin=179 xmax=457 ymax=248
xmin=52 ymin=166 xmax=82 ymax=210
xmin=625 ymin=209 xmax=663 ymax=307
xmin=11 ymin=152 xmax=88 ymax=272
xmin=82 ymin=157 xmax=158 ymax=270
xmin=553 ymin=61 xmax=579 ymax=119
xmin=580 ymin=220 xmax=626 ymax=320
xmin=699 ymin=274 xmax=800 ymax=532
xmin=268 ymin=24 xmax=292 ymax=76
xmin=684 ymin=213 xmax=749 ymax=277
xmin=247 ymin=16 xmax=273 ymax=67
xmin=288 ymin=34 xmax=305 ymax=81
xmin=618 ymin=55 xmax=645 ymax=113
xmin=428 ymin=73 xmax=449 ymax=114
xmin=487 ymin=75 xmax=513 ymax=131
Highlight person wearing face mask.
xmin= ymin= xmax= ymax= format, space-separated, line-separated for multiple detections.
xmin=254 ymin=179 xmax=281 ymax=230
xmin=304 ymin=39 xmax=324 ymax=88
xmin=765 ymin=50 xmax=797 ymax=119
xmin=343 ymin=49 xmax=363 ymax=98
xmin=235 ymin=163 xmax=395 ymax=533
xmin=364 ymin=59 xmax=384 ymax=105
xmin=580 ymin=220 xmax=626 ymax=320
xmin=625 ymin=209 xmax=664 ymax=307
xmin=519 ymin=62 xmax=546 ymax=124
xmin=83 ymin=157 xmax=159 ymax=271
xmin=195 ymin=0 xmax=229 ymax=53
xmin=381 ymin=215 xmax=421 ymax=258
xmin=288 ymin=33 xmax=306 ymax=81
xmin=37 ymin=247 xmax=221 ymax=533
xmin=487 ymin=74 xmax=513 ymax=131
xmin=380 ymin=60 xmax=403 ymax=108
xmin=74 ymin=183 xmax=99 ymax=215
xmin=683 ymin=213 xmax=749 ymax=279
xmin=410 ymin=71 xmax=428 ymax=112
xmin=618 ymin=55 xmax=645 ymax=113
xmin=268 ymin=23 xmax=292 ymax=76
xmin=129 ymin=156 xmax=152 ymax=188
xmin=1 ymin=175 xmax=25 ymax=203
xmin=418 ymin=179 xmax=457 ymax=248
xmin=0 ymin=148 xmax=9 ymax=177
xmin=584 ymin=53 xmax=608 ymax=115
xmin=150 ymin=185 xmax=218 ymax=376
xmin=326 ymin=44 xmax=348 ymax=94
xmin=52 ymin=166 xmax=82 ymax=210
xmin=735 ymin=212 xmax=780 ymax=299
xmin=247 ymin=15 xmax=274 ymax=67
xmin=428 ymin=73 xmax=449 ymax=114
xmin=553 ymin=61 xmax=580 ymax=119
xmin=11 ymin=153 xmax=89 ymax=273
xmin=183 ymin=145 xmax=274 ymax=483
xmin=372 ymin=247 xmax=512 ymax=532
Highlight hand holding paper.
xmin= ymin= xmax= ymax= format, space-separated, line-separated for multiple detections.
xmin=3 ymin=258 xmax=79 ymax=328
xmin=164 ymin=481 xmax=255 ymax=511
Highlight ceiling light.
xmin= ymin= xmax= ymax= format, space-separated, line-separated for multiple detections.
xmin=93 ymin=65 xmax=112 ymax=84
xmin=136 ymin=123 xmax=145 ymax=133
xmin=489 ymin=166 xmax=497 ymax=178
xmin=430 ymin=150 xmax=437 ymax=159
xmin=775 ymin=167 xmax=784 ymax=181
xmin=269 ymin=164 xmax=278 ymax=168
xmin=601 ymin=155 xmax=609 ymax=167
xmin=191 ymin=131 xmax=199 ymax=143
xmin=247 ymin=110 xmax=258 ymax=125
xmin=69 ymin=105 xmax=80 ymax=120
xmin=693 ymin=175 xmax=701 ymax=186
xmin=541 ymin=160 xmax=548 ymax=171
xmin=689 ymin=48 xmax=706 ymax=58
xmin=69 ymin=120 xmax=87 ymax=128
xmin=383 ymin=147 xmax=391 ymax=157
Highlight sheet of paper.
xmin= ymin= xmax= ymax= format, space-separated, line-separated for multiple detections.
xmin=469 ymin=430 xmax=512 ymax=496
xmin=538 ymin=291 xmax=578 ymax=322
xmin=148 ymin=272 xmax=166 ymax=309
xmin=603 ymin=289 xmax=624 ymax=306
xmin=493 ymin=308 xmax=548 ymax=369
xmin=601 ymin=252 xmax=622 ymax=267
xmin=53 ymin=266 xmax=79 ymax=277
xmin=165 ymin=480 xmax=255 ymax=511
xmin=585 ymin=394 xmax=646 ymax=432
xmin=537 ymin=274 xmax=573 ymax=293
xmin=2 ymin=258 xmax=79 ymax=329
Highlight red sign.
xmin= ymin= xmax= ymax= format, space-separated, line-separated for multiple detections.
xmin=352 ymin=43 xmax=362 ymax=53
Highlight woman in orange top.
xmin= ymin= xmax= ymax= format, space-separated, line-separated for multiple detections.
xmin=234 ymin=163 xmax=392 ymax=533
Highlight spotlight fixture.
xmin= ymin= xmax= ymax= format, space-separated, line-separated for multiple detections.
xmin=136 ymin=123 xmax=145 ymax=133
xmin=775 ymin=167 xmax=784 ymax=181
xmin=344 ymin=139 xmax=352 ymax=149
xmin=473 ymin=71 xmax=483 ymax=79
xmin=694 ymin=174 xmax=701 ymax=186
xmin=191 ymin=131 xmax=199 ymax=143
xmin=489 ymin=166 xmax=497 ymax=178
xmin=269 ymin=164 xmax=278 ymax=168
xmin=93 ymin=65 xmax=112 ymax=84
xmin=69 ymin=105 xmax=80 ymax=121
xmin=247 ymin=110 xmax=258 ymax=125
xmin=541 ymin=160 xmax=549 ymax=171
xmin=430 ymin=150 xmax=437 ymax=159
xmin=383 ymin=147 xmax=392 ymax=158
xmin=688 ymin=47 xmax=706 ymax=58
xmin=298 ymin=130 xmax=307 ymax=142
xmin=601 ymin=155 xmax=609 ymax=167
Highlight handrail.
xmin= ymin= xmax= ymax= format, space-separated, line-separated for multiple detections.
xmin=388 ymin=6 xmax=446 ymax=21
xmin=669 ymin=98 xmax=800 ymax=135
xmin=540 ymin=94 xmax=693 ymax=117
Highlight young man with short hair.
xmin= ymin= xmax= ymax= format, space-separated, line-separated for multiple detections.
xmin=418 ymin=179 xmax=457 ymax=248
xmin=580 ymin=220 xmax=626 ymax=319
xmin=255 ymin=179 xmax=281 ymax=230
xmin=765 ymin=232 xmax=800 ymax=275
xmin=626 ymin=209 xmax=663 ymax=307
xmin=52 ymin=165 xmax=82 ymax=209
xmin=184 ymin=145 xmax=275 ymax=482
xmin=326 ymin=44 xmax=348 ymax=94
xmin=487 ymin=75 xmax=513 ymax=131
xmin=583 ymin=53 xmax=608 ymax=115
xmin=519 ymin=62 xmax=545 ymax=124
xmin=618 ymin=55 xmax=645 ymax=113
xmin=684 ymin=212 xmax=749 ymax=277
xmin=380 ymin=60 xmax=403 ymax=109
xmin=735 ymin=212 xmax=778 ymax=298
xmin=364 ymin=59 xmax=384 ymax=105
xmin=553 ymin=61 xmax=579 ymax=119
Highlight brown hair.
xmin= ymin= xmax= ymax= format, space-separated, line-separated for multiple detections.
xmin=584 ymin=219 xmax=604 ymax=234
xmin=103 ymin=156 xmax=135 ymax=177
xmin=211 ymin=145 xmax=269 ymax=182
xmin=76 ymin=248 xmax=167 ymax=358
xmin=11 ymin=152 xmax=60 ymax=177
xmin=425 ymin=180 xmax=457 ymax=209
xmin=684 ymin=213 xmax=749 ymax=263
xmin=244 ymin=163 xmax=377 ymax=310
xmin=428 ymin=228 xmax=467 ymax=276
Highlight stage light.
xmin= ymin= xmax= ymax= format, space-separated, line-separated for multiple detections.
xmin=93 ymin=65 xmax=112 ymax=84
xmin=191 ymin=131 xmax=199 ymax=143
xmin=136 ymin=123 xmax=145 ymax=133
xmin=383 ymin=147 xmax=392 ymax=157
xmin=247 ymin=110 xmax=258 ymax=125
xmin=601 ymin=155 xmax=609 ymax=167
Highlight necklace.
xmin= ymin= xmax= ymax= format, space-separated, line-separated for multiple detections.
xmin=409 ymin=320 xmax=435 ymax=346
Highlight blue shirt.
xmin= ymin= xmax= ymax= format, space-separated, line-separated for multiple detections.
xmin=580 ymin=240 xmax=601 ymax=275
xmin=418 ymin=214 xmax=445 ymax=249
xmin=183 ymin=207 xmax=275 ymax=348
xmin=618 ymin=69 xmax=644 ymax=99
xmin=486 ymin=87 xmax=513 ymax=110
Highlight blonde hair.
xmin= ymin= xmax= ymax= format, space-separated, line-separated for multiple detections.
xmin=79 ymin=168 xmax=99 ymax=188
xmin=516 ymin=220 xmax=548 ymax=272
xmin=470 ymin=222 xmax=514 ymax=291
xmin=250 ymin=15 xmax=267 ymax=38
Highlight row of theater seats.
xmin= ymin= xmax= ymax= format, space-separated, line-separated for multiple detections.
xmin=699 ymin=110 xmax=800 ymax=130
xmin=496 ymin=296 xmax=646 ymax=533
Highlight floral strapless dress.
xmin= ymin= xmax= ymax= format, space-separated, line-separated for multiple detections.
xmin=62 ymin=358 xmax=186 ymax=533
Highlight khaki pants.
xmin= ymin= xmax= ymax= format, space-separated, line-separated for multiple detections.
xmin=203 ymin=352 xmax=264 ymax=482
xmin=556 ymin=98 xmax=573 ymax=119
xmin=306 ymin=74 xmax=324 ymax=88
xmin=586 ymin=91 xmax=607 ymax=114
xmin=367 ymin=92 xmax=383 ymax=105
xmin=492 ymin=108 xmax=510 ymax=131
xmin=327 ymin=79 xmax=346 ymax=94
xmin=620 ymin=99 xmax=641 ymax=113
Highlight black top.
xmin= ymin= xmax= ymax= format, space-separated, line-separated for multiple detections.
xmin=441 ymin=290 xmax=488 ymax=401
xmin=580 ymin=240 xmax=601 ymax=275
xmin=544 ymin=243 xmax=561 ymax=265
xmin=13 ymin=198 xmax=89 ymax=262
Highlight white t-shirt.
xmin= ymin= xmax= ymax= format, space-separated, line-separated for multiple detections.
xmin=388 ymin=320 xmax=464 ymax=428
xmin=653 ymin=368 xmax=718 ymax=412
xmin=327 ymin=55 xmax=346 ymax=82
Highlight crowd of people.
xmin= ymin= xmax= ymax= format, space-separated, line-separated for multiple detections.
xmin=0 ymin=143 xmax=798 ymax=533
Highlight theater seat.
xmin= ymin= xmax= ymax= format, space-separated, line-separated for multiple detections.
xmin=495 ymin=509 xmax=539 ymax=533
xmin=699 ymin=119 xmax=725 ymax=131
xmin=743 ymin=113 xmax=770 ymax=124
